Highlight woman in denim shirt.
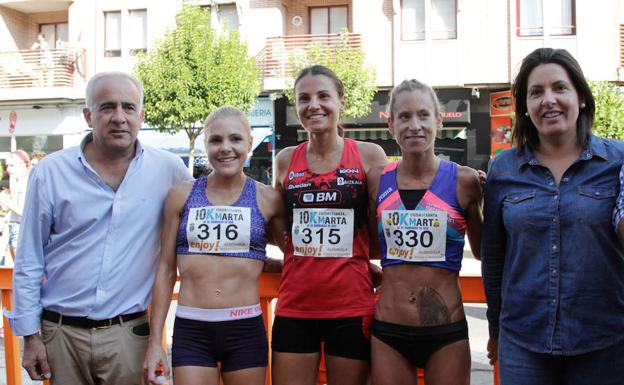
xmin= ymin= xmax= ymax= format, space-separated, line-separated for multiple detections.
xmin=482 ymin=47 xmax=624 ymax=385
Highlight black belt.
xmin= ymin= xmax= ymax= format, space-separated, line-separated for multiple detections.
xmin=42 ymin=309 xmax=147 ymax=329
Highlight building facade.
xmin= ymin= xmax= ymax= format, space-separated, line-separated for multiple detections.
xmin=0 ymin=0 xmax=622 ymax=177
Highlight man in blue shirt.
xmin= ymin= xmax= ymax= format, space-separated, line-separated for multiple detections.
xmin=8 ymin=71 xmax=191 ymax=384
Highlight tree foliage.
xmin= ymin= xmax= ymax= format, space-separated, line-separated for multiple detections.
xmin=590 ymin=80 xmax=624 ymax=140
xmin=284 ymin=31 xmax=377 ymax=118
xmin=134 ymin=5 xmax=260 ymax=170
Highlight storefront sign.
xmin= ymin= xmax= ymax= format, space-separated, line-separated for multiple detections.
xmin=438 ymin=91 xmax=470 ymax=124
xmin=247 ymin=97 xmax=273 ymax=127
xmin=490 ymin=90 xmax=513 ymax=117
xmin=489 ymin=90 xmax=513 ymax=157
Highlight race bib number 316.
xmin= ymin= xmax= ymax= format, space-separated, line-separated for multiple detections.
xmin=187 ymin=206 xmax=251 ymax=253
xmin=292 ymin=208 xmax=354 ymax=258
xmin=382 ymin=210 xmax=446 ymax=262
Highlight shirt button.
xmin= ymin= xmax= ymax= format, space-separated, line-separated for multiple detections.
xmin=552 ymin=269 xmax=557 ymax=275
xmin=552 ymin=298 xmax=556 ymax=303
xmin=552 ymin=217 xmax=557 ymax=222
xmin=552 ymin=245 xmax=558 ymax=251
xmin=595 ymin=191 xmax=601 ymax=196
xmin=562 ymin=177 xmax=569 ymax=182
xmin=548 ymin=181 xmax=554 ymax=186
xmin=554 ymin=195 xmax=558 ymax=200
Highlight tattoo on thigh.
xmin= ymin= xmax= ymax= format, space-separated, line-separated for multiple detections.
xmin=416 ymin=287 xmax=450 ymax=325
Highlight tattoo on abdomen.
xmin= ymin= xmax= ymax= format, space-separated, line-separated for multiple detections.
xmin=416 ymin=287 xmax=451 ymax=325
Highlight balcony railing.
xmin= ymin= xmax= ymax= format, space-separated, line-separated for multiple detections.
xmin=0 ymin=48 xmax=82 ymax=89
xmin=256 ymin=33 xmax=362 ymax=80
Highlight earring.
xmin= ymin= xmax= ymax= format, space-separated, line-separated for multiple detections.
xmin=580 ymin=102 xmax=586 ymax=108
xmin=524 ymin=112 xmax=529 ymax=117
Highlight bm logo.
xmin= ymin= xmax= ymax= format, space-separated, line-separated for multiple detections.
xmin=299 ymin=189 xmax=341 ymax=205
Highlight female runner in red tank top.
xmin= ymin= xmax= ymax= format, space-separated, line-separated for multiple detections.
xmin=271 ymin=65 xmax=387 ymax=385
xmin=368 ymin=80 xmax=483 ymax=385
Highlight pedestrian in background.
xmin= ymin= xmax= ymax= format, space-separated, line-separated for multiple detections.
xmin=271 ymin=65 xmax=387 ymax=385
xmin=0 ymin=150 xmax=30 ymax=263
xmin=482 ymin=47 xmax=624 ymax=385
xmin=8 ymin=71 xmax=191 ymax=384
xmin=369 ymin=79 xmax=483 ymax=385
xmin=144 ymin=106 xmax=285 ymax=385
xmin=31 ymin=33 xmax=53 ymax=86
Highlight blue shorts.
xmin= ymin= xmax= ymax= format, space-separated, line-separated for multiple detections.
xmin=172 ymin=315 xmax=268 ymax=371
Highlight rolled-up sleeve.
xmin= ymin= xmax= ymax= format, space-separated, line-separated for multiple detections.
xmin=7 ymin=168 xmax=52 ymax=336
xmin=481 ymin=157 xmax=507 ymax=339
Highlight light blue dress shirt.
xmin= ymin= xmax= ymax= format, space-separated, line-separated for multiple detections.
xmin=8 ymin=134 xmax=191 ymax=336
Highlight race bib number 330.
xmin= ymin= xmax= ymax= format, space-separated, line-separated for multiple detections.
xmin=292 ymin=208 xmax=354 ymax=258
xmin=187 ymin=206 xmax=251 ymax=253
xmin=382 ymin=210 xmax=446 ymax=262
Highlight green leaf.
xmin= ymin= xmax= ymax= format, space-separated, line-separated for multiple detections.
xmin=589 ymin=81 xmax=624 ymax=140
xmin=134 ymin=4 xmax=261 ymax=166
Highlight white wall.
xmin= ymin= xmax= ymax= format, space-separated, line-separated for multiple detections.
xmin=353 ymin=0 xmax=393 ymax=87
xmin=393 ymin=0 xmax=509 ymax=87
xmin=509 ymin=0 xmax=621 ymax=82
xmin=242 ymin=2 xmax=285 ymax=57
xmin=0 ymin=104 xmax=86 ymax=136
xmin=394 ymin=0 xmax=622 ymax=87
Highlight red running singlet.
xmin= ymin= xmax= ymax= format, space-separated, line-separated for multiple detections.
xmin=276 ymin=138 xmax=375 ymax=318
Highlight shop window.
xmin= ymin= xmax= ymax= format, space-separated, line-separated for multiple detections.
xmin=129 ymin=9 xmax=147 ymax=56
xmin=104 ymin=11 xmax=122 ymax=57
xmin=310 ymin=6 xmax=348 ymax=35
xmin=517 ymin=0 xmax=575 ymax=37
xmin=402 ymin=0 xmax=456 ymax=41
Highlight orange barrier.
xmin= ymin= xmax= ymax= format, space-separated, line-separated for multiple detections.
xmin=1 ymin=269 xmax=499 ymax=385
xmin=0 ymin=268 xmax=21 ymax=385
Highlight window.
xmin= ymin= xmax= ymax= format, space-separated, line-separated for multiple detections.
xmin=104 ymin=11 xmax=121 ymax=57
xmin=310 ymin=6 xmax=348 ymax=35
xmin=128 ymin=9 xmax=147 ymax=55
xmin=39 ymin=23 xmax=69 ymax=49
xmin=202 ymin=3 xmax=240 ymax=32
xmin=401 ymin=0 xmax=456 ymax=41
xmin=517 ymin=0 xmax=575 ymax=37
xmin=217 ymin=4 xmax=239 ymax=31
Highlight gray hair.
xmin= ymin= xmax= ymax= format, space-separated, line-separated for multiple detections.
xmin=85 ymin=71 xmax=144 ymax=109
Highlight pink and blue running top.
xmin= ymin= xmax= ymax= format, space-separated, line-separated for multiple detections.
xmin=176 ymin=176 xmax=267 ymax=261
xmin=375 ymin=160 xmax=466 ymax=271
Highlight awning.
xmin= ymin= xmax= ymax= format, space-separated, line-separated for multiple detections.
xmin=297 ymin=128 xmax=392 ymax=142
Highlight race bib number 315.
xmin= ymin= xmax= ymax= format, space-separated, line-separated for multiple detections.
xmin=292 ymin=208 xmax=354 ymax=258
xmin=187 ymin=206 xmax=251 ymax=253
xmin=382 ymin=210 xmax=446 ymax=262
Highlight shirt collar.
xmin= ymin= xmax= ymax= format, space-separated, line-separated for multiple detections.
xmin=517 ymin=134 xmax=606 ymax=170
xmin=78 ymin=132 xmax=144 ymax=162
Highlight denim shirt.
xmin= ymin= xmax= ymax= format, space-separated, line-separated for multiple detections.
xmin=482 ymin=134 xmax=624 ymax=355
